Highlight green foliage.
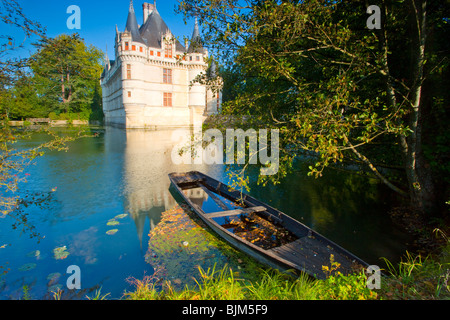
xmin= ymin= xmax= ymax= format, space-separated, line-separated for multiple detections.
xmin=6 ymin=71 xmax=47 ymax=119
xmin=86 ymin=288 xmax=111 ymax=300
xmin=245 ymin=268 xmax=318 ymax=300
xmin=380 ymin=230 xmax=450 ymax=299
xmin=179 ymin=0 xmax=450 ymax=214
xmin=192 ymin=264 xmax=246 ymax=300
xmin=28 ymin=33 xmax=104 ymax=119
xmin=315 ymin=270 xmax=378 ymax=300
xmin=124 ymin=263 xmax=377 ymax=300
xmin=0 ymin=0 xmax=45 ymax=119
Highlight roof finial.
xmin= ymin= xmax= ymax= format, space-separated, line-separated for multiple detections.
xmin=129 ymin=0 xmax=134 ymax=12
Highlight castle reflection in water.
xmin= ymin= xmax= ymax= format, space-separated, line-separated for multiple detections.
xmin=104 ymin=127 xmax=222 ymax=247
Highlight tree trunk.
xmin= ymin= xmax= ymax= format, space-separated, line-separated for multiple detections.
xmin=381 ymin=0 xmax=435 ymax=214
xmin=402 ymin=0 xmax=435 ymax=214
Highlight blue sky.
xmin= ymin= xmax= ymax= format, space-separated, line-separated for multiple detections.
xmin=9 ymin=0 xmax=196 ymax=59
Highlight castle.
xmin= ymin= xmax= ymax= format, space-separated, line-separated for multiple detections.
xmin=100 ymin=1 xmax=222 ymax=129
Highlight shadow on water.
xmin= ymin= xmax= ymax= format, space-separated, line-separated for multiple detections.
xmin=242 ymin=163 xmax=412 ymax=267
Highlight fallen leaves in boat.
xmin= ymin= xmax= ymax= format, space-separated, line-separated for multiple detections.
xmin=53 ymin=246 xmax=70 ymax=260
xmin=222 ymin=213 xmax=298 ymax=250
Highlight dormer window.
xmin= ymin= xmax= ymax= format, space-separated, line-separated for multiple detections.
xmin=125 ymin=42 xmax=129 ymax=50
xmin=164 ymin=45 xmax=173 ymax=58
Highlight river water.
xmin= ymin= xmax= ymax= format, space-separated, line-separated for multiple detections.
xmin=0 ymin=127 xmax=411 ymax=299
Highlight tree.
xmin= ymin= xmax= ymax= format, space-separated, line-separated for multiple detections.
xmin=6 ymin=69 xmax=47 ymax=119
xmin=178 ymin=0 xmax=449 ymax=215
xmin=29 ymin=33 xmax=104 ymax=117
xmin=0 ymin=0 xmax=90 ymax=240
xmin=0 ymin=0 xmax=45 ymax=119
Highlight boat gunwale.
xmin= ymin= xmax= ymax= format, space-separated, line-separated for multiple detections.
xmin=168 ymin=171 xmax=369 ymax=278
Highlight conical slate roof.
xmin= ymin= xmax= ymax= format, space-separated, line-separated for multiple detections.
xmin=139 ymin=7 xmax=185 ymax=51
xmin=125 ymin=0 xmax=146 ymax=44
xmin=208 ymin=60 xmax=217 ymax=78
xmin=188 ymin=18 xmax=204 ymax=53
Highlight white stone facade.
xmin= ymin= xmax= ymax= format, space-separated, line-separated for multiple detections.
xmin=101 ymin=1 xmax=222 ymax=129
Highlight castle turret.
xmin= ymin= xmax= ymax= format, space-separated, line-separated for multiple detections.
xmin=187 ymin=18 xmax=208 ymax=125
xmin=206 ymin=60 xmax=223 ymax=115
xmin=188 ymin=18 xmax=204 ymax=54
xmin=125 ymin=0 xmax=145 ymax=44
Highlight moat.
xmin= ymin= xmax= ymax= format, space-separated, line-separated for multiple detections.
xmin=0 ymin=127 xmax=411 ymax=299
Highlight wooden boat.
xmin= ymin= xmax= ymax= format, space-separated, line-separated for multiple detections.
xmin=168 ymin=171 xmax=369 ymax=280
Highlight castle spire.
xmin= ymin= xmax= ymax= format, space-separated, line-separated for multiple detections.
xmin=188 ymin=17 xmax=204 ymax=53
xmin=125 ymin=0 xmax=146 ymax=44
xmin=105 ymin=43 xmax=111 ymax=69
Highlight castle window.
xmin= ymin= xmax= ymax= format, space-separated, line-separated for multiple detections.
xmin=196 ymin=56 xmax=200 ymax=61
xmin=140 ymin=47 xmax=143 ymax=53
xmin=163 ymin=68 xmax=172 ymax=84
xmin=157 ymin=52 xmax=161 ymax=57
xmin=132 ymin=45 xmax=136 ymax=51
xmin=127 ymin=64 xmax=131 ymax=79
xmin=125 ymin=42 xmax=129 ymax=50
xmin=163 ymin=92 xmax=172 ymax=107
xmin=128 ymin=91 xmax=131 ymax=97
xmin=150 ymin=50 xmax=154 ymax=56
xmin=164 ymin=45 xmax=173 ymax=58
xmin=190 ymin=56 xmax=192 ymax=61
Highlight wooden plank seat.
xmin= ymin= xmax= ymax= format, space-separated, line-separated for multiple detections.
xmin=206 ymin=206 xmax=267 ymax=219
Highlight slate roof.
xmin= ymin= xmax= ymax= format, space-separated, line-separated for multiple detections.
xmin=187 ymin=18 xmax=204 ymax=54
xmin=139 ymin=7 xmax=185 ymax=51
xmin=125 ymin=1 xmax=146 ymax=44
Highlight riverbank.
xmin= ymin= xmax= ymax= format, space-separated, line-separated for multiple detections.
xmin=8 ymin=120 xmax=102 ymax=127
xmin=122 ymin=205 xmax=449 ymax=300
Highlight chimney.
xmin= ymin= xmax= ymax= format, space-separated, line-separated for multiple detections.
xmin=143 ymin=2 xmax=155 ymax=24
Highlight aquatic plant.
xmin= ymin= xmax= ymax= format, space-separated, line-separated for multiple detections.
xmin=18 ymin=263 xmax=36 ymax=271
xmin=53 ymin=246 xmax=70 ymax=260
xmin=107 ymin=219 xmax=120 ymax=226
xmin=86 ymin=288 xmax=111 ymax=300
xmin=26 ymin=250 xmax=41 ymax=259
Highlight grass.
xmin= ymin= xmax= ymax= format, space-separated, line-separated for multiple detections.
xmin=122 ymin=228 xmax=450 ymax=301
xmin=123 ymin=263 xmax=379 ymax=300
